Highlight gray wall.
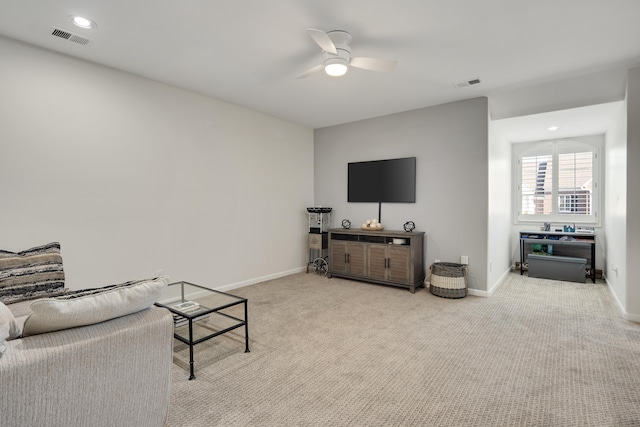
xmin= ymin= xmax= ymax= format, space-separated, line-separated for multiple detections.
xmin=314 ymin=97 xmax=489 ymax=291
xmin=0 ymin=37 xmax=314 ymax=291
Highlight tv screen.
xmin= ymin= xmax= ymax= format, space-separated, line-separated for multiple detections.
xmin=348 ymin=157 xmax=416 ymax=203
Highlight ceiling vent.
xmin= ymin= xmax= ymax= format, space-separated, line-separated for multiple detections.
xmin=453 ymin=78 xmax=481 ymax=88
xmin=51 ymin=27 xmax=92 ymax=45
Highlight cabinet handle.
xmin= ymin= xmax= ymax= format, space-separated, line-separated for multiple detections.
xmin=387 ymin=258 xmax=390 ymax=269
xmin=347 ymin=253 xmax=350 ymax=263
xmin=344 ymin=254 xmax=347 ymax=263
xmin=384 ymin=258 xmax=387 ymax=268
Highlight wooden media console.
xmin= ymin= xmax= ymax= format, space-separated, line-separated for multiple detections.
xmin=328 ymin=228 xmax=425 ymax=293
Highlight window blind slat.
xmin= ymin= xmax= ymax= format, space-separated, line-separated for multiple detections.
xmin=521 ymin=155 xmax=552 ymax=215
xmin=557 ymin=152 xmax=593 ymax=214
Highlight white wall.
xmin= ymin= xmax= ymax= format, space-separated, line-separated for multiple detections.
xmin=604 ymin=100 xmax=627 ymax=312
xmin=603 ymin=66 xmax=640 ymax=322
xmin=0 ymin=37 xmax=314 ymax=291
xmin=314 ymin=97 xmax=489 ymax=291
xmin=487 ymin=120 xmax=512 ymax=294
xmin=626 ymin=67 xmax=640 ymax=321
xmin=508 ymin=134 xmax=607 ymax=272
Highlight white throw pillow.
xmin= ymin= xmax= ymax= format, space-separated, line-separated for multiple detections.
xmin=22 ymin=276 xmax=168 ymax=337
xmin=0 ymin=301 xmax=22 ymax=358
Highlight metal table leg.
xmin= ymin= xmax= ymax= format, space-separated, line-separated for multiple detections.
xmin=520 ymin=238 xmax=524 ymax=275
xmin=244 ymin=300 xmax=250 ymax=353
xmin=188 ymin=318 xmax=195 ymax=380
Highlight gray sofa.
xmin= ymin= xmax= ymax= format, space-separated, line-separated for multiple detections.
xmin=0 ymin=304 xmax=174 ymax=427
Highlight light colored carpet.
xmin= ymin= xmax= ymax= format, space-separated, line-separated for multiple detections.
xmin=167 ymin=272 xmax=640 ymax=426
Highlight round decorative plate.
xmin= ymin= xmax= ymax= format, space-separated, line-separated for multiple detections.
xmin=341 ymin=219 xmax=351 ymax=229
xmin=403 ymin=221 xmax=415 ymax=232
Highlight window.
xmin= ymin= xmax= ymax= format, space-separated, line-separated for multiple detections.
xmin=514 ymin=138 xmax=600 ymax=224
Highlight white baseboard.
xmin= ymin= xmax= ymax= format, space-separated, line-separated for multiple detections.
xmin=159 ymin=267 xmax=306 ymax=304
xmin=604 ymin=274 xmax=640 ymax=323
xmin=467 ymin=267 xmax=511 ymax=298
xmin=215 ymin=267 xmax=306 ymax=293
xmin=624 ymin=312 xmax=640 ymax=323
xmin=467 ymin=288 xmax=489 ymax=297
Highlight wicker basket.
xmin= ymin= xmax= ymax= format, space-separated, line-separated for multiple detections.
xmin=429 ymin=262 xmax=467 ymax=299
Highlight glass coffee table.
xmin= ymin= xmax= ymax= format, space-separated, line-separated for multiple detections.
xmin=155 ymin=281 xmax=249 ymax=380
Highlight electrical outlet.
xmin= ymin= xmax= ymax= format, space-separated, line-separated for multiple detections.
xmin=434 ymin=259 xmax=441 ymax=263
xmin=461 ymin=256 xmax=469 ymax=265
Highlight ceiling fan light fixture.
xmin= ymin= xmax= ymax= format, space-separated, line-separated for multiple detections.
xmin=325 ymin=63 xmax=348 ymax=77
xmin=298 ymin=29 xmax=394 ymax=79
xmin=324 ymin=57 xmax=348 ymax=77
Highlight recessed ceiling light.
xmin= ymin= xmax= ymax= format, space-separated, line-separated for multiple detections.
xmin=70 ymin=16 xmax=96 ymax=29
xmin=547 ymin=126 xmax=559 ymax=131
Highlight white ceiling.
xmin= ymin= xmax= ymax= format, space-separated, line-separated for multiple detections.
xmin=494 ymin=101 xmax=624 ymax=143
xmin=1 ymin=1 xmax=639 ymax=132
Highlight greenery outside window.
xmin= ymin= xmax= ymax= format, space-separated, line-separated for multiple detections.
xmin=514 ymin=138 xmax=601 ymax=225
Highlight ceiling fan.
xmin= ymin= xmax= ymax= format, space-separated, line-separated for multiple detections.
xmin=296 ymin=29 xmax=397 ymax=79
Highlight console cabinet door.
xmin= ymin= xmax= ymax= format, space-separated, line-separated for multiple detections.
xmin=330 ymin=241 xmax=366 ymax=276
xmin=366 ymin=245 xmax=412 ymax=283
xmin=347 ymin=243 xmax=367 ymax=276
xmin=367 ymin=245 xmax=388 ymax=281
xmin=330 ymin=241 xmax=349 ymax=274
xmin=387 ymin=246 xmax=411 ymax=283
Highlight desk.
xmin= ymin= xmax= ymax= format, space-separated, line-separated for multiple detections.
xmin=519 ymin=231 xmax=596 ymax=283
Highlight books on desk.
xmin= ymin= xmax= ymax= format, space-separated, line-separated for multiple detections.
xmin=171 ymin=301 xmax=200 ymax=312
xmin=170 ymin=301 xmax=210 ymax=327
xmin=173 ymin=313 xmax=210 ymax=328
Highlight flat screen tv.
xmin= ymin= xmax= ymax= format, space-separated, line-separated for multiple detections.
xmin=348 ymin=157 xmax=416 ymax=203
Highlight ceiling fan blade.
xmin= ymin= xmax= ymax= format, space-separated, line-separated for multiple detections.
xmin=350 ymin=57 xmax=397 ymax=72
xmin=307 ymin=28 xmax=337 ymax=55
xmin=296 ymin=64 xmax=324 ymax=79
